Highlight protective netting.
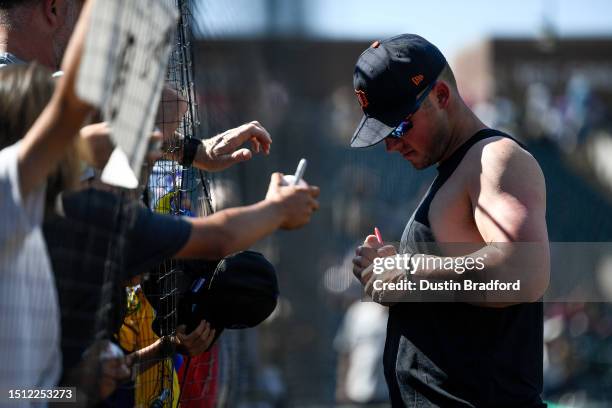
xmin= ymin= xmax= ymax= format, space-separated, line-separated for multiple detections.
xmin=116 ymin=0 xmax=225 ymax=406
xmin=37 ymin=2 xmax=612 ymax=407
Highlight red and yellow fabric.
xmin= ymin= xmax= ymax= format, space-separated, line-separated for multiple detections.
xmin=118 ymin=286 xmax=180 ymax=408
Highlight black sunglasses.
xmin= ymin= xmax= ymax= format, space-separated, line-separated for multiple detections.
xmin=388 ymin=81 xmax=437 ymax=139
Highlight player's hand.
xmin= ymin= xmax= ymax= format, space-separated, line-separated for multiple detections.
xmin=174 ymin=320 xmax=216 ymax=356
xmin=198 ymin=121 xmax=272 ymax=172
xmin=265 ymin=172 xmax=320 ymax=229
xmin=363 ymin=245 xmax=401 ymax=303
xmin=352 ymin=235 xmax=384 ymax=285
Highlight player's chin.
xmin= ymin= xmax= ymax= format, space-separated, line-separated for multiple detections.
xmin=405 ymin=157 xmax=428 ymax=170
xmin=408 ymin=154 xmax=436 ymax=170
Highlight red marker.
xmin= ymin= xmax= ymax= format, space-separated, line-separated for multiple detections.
xmin=374 ymin=227 xmax=383 ymax=245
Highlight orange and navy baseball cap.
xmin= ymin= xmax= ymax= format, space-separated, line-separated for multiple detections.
xmin=350 ymin=34 xmax=446 ymax=148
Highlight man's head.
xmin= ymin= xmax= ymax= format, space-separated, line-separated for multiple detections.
xmin=351 ymin=34 xmax=460 ymax=169
xmin=0 ymin=0 xmax=84 ymax=70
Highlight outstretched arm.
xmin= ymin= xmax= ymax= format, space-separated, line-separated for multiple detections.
xmin=160 ymin=120 xmax=273 ymax=172
xmin=175 ymin=173 xmax=320 ymax=260
xmin=17 ymin=0 xmax=94 ymax=197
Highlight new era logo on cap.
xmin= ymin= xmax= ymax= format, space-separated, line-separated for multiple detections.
xmin=411 ymin=74 xmax=424 ymax=86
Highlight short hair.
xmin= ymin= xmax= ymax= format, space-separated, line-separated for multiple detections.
xmin=0 ymin=63 xmax=79 ymax=209
xmin=0 ymin=63 xmax=54 ymax=149
xmin=0 ymin=0 xmax=37 ymax=26
xmin=437 ymin=64 xmax=457 ymax=89
xmin=0 ymin=0 xmax=37 ymax=9
xmin=422 ymin=64 xmax=457 ymax=109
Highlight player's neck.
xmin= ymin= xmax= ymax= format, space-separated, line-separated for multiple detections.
xmin=440 ymin=104 xmax=487 ymax=163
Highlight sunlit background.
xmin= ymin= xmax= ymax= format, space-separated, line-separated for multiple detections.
xmin=188 ymin=1 xmax=612 ymax=406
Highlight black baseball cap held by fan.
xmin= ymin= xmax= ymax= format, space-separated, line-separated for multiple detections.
xmin=350 ymin=34 xmax=447 ymax=148
xmin=152 ymin=251 xmax=278 ymax=351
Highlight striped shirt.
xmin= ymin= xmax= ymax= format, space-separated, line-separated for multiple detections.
xmin=0 ymin=143 xmax=61 ymax=399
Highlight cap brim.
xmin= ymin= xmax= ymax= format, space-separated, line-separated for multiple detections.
xmin=350 ymin=115 xmax=394 ymax=148
xmin=350 ymin=101 xmax=416 ymax=148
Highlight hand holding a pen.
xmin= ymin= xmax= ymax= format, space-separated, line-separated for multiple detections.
xmin=352 ymin=228 xmax=385 ymax=284
xmin=265 ymin=172 xmax=320 ymax=229
xmin=352 ymin=228 xmax=398 ymax=292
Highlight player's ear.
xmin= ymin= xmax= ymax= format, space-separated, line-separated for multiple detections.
xmin=433 ymin=81 xmax=450 ymax=109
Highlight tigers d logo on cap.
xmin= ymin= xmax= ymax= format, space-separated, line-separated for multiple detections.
xmin=355 ymin=89 xmax=369 ymax=109
xmin=350 ymin=34 xmax=447 ymax=148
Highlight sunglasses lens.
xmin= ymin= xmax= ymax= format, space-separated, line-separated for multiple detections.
xmin=390 ymin=120 xmax=412 ymax=138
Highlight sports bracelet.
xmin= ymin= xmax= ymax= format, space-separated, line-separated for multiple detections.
xmin=180 ymin=137 xmax=201 ymax=168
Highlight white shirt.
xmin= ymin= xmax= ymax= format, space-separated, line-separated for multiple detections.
xmin=0 ymin=143 xmax=61 ymax=397
xmin=334 ymin=301 xmax=389 ymax=403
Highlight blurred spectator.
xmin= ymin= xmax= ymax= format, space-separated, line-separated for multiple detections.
xmin=334 ymin=301 xmax=388 ymax=406
xmin=524 ymin=82 xmax=564 ymax=142
xmin=473 ymin=96 xmax=518 ymax=137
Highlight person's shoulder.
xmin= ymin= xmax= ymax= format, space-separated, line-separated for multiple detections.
xmin=463 ymin=134 xmax=545 ymax=196
xmin=464 ymin=134 xmax=541 ymax=176
xmin=1 ymin=142 xmax=48 ymax=237
xmin=468 ymin=133 xmax=528 ymax=158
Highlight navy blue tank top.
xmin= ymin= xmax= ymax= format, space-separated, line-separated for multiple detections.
xmin=384 ymin=129 xmax=545 ymax=407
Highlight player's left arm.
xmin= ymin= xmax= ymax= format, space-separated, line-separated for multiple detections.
xmin=371 ymin=138 xmax=551 ymax=307
xmin=467 ymin=137 xmax=550 ymax=302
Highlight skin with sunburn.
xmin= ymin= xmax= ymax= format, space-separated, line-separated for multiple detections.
xmin=353 ymin=69 xmax=549 ymax=307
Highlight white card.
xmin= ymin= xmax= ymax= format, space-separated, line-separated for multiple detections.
xmin=77 ymin=0 xmax=179 ymax=189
